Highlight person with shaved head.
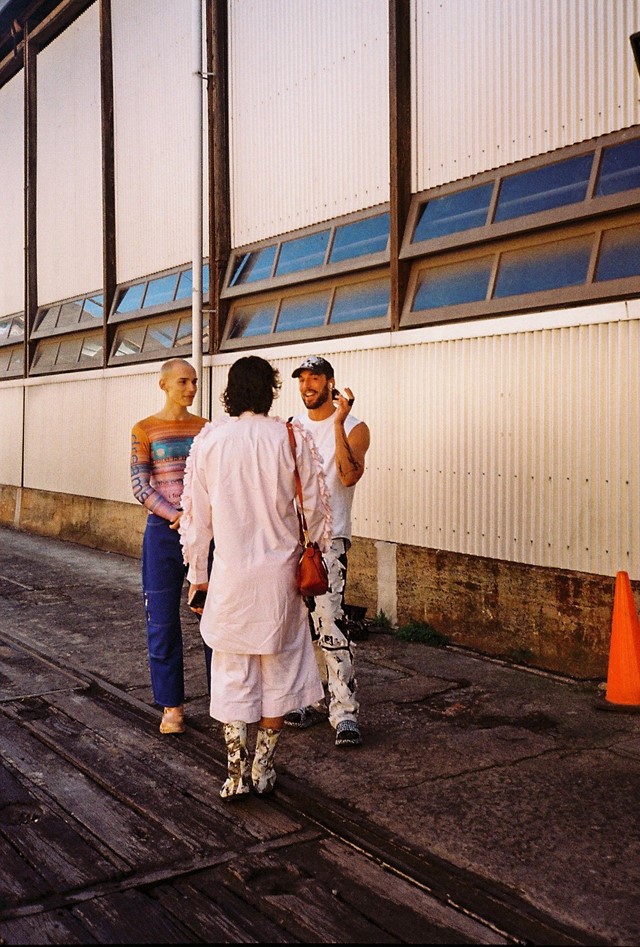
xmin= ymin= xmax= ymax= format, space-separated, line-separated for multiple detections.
xmin=130 ymin=358 xmax=211 ymax=735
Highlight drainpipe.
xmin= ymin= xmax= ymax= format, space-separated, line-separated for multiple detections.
xmin=191 ymin=0 xmax=203 ymax=415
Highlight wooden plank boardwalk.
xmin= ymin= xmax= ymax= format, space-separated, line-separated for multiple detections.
xmin=0 ymin=637 xmax=505 ymax=944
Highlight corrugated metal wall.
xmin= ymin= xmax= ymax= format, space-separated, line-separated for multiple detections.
xmin=228 ymin=0 xmax=389 ymax=246
xmin=12 ymin=302 xmax=640 ymax=580
xmin=377 ymin=315 xmax=639 ymax=577
xmin=413 ymin=0 xmax=640 ymax=191
xmin=22 ymin=366 xmax=211 ymax=505
xmin=0 ymin=71 xmax=24 ymax=317
xmin=0 ymin=383 xmax=24 ymax=487
xmin=111 ymin=0 xmax=209 ymax=284
xmin=372 ymin=309 xmax=638 ymax=579
xmin=36 ymin=3 xmax=102 ymax=304
xmin=205 ymin=300 xmax=639 ymax=580
xmin=3 ymin=0 xmax=639 ymax=588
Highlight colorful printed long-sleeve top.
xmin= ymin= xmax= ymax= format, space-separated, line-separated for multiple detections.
xmin=130 ymin=414 xmax=208 ymax=522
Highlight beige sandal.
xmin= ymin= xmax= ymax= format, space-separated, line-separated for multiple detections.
xmin=159 ymin=705 xmax=186 ymax=734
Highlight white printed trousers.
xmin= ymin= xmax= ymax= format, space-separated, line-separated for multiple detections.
xmin=310 ymin=538 xmax=359 ymax=729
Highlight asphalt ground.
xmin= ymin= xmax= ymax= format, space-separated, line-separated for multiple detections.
xmin=1 ymin=525 xmax=640 ymax=945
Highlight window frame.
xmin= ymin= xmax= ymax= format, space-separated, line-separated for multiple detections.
xmin=402 ymin=128 xmax=640 ymax=263
xmin=30 ymin=328 xmax=104 ymax=375
xmin=108 ymin=262 xmax=210 ymax=326
xmin=222 ymin=205 xmax=391 ymax=299
xmin=0 ymin=312 xmax=25 ymax=345
xmin=221 ymin=268 xmax=391 ymax=351
xmin=0 ymin=343 xmax=24 ymax=378
xmin=107 ymin=309 xmax=210 ymax=366
xmin=31 ymin=291 xmax=104 ymax=339
xmin=402 ymin=208 xmax=640 ymax=327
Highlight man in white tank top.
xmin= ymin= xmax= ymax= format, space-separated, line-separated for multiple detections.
xmin=286 ymin=356 xmax=371 ymax=747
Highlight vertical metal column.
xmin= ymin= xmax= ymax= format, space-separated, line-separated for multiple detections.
xmin=388 ymin=0 xmax=412 ymax=332
xmin=23 ymin=22 xmax=37 ymax=378
xmin=99 ymin=0 xmax=116 ymax=368
xmin=192 ymin=0 xmax=203 ymax=414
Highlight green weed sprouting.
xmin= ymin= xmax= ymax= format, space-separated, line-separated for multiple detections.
xmin=396 ymin=621 xmax=448 ymax=646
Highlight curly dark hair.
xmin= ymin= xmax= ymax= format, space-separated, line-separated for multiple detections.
xmin=221 ymin=356 xmax=282 ymax=416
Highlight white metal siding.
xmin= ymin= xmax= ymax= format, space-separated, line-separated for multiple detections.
xmin=23 ymin=366 xmax=211 ymax=505
xmin=36 ymin=3 xmax=102 ymax=305
xmin=413 ymin=0 xmax=640 ymax=192
xmin=229 ymin=0 xmax=389 ymax=246
xmin=14 ymin=299 xmax=640 ymax=581
xmin=0 ymin=383 xmax=24 ymax=486
xmin=111 ymin=0 xmax=209 ymax=284
xmin=216 ymin=301 xmax=639 ymax=581
xmin=0 ymin=73 xmax=24 ymax=317
xmin=370 ymin=313 xmax=639 ymax=579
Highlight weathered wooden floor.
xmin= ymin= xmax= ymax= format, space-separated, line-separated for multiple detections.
xmin=0 ymin=637 xmax=503 ymax=944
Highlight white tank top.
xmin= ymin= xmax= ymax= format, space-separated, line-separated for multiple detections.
xmin=295 ymin=411 xmax=361 ymax=542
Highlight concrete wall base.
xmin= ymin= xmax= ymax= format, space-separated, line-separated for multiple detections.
xmin=0 ymin=486 xmax=146 ymax=558
xmin=347 ymin=537 xmax=622 ymax=680
xmin=0 ymin=486 xmax=627 ymax=679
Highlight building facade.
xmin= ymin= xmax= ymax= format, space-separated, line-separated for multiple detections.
xmin=1 ymin=0 xmax=639 ymax=676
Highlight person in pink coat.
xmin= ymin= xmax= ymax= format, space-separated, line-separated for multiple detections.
xmin=179 ymin=356 xmax=331 ymax=799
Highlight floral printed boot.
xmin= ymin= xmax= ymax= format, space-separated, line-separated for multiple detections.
xmin=220 ymin=721 xmax=251 ymax=800
xmin=251 ymin=727 xmax=281 ymax=796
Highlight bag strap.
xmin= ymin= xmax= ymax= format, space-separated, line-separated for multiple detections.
xmin=286 ymin=421 xmax=310 ymax=546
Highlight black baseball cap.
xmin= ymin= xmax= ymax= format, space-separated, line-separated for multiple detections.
xmin=291 ymin=356 xmax=334 ymax=379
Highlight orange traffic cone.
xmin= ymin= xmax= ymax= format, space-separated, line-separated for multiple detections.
xmin=605 ymin=571 xmax=640 ymax=707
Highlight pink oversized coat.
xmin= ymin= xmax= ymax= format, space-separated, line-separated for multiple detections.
xmin=179 ymin=413 xmax=332 ymax=655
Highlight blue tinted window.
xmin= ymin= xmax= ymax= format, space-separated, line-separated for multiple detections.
xmin=32 ymin=340 xmax=60 ymax=369
xmin=494 ymin=154 xmax=592 ymax=222
xmin=276 ymin=232 xmax=330 ymax=276
xmin=174 ymin=316 xmax=209 ymax=350
xmin=113 ymin=326 xmax=145 ymax=357
xmin=494 ymin=236 xmax=592 ymax=297
xmin=57 ymin=300 xmax=84 ymax=328
xmin=10 ymin=314 xmax=24 ymax=337
xmin=595 ymin=224 xmax=640 ymax=281
xmin=36 ymin=306 xmax=61 ymax=332
xmin=230 ymin=246 xmax=277 ymax=285
xmin=330 ymin=214 xmax=389 ymax=262
xmin=414 ymin=185 xmax=493 ymax=242
xmin=116 ymin=283 xmax=145 ymax=313
xmin=229 ymin=301 xmax=277 ymax=338
xmin=143 ymin=321 xmax=177 ymax=350
xmin=81 ymin=295 xmax=104 ymax=322
xmin=330 ymin=278 xmax=390 ymax=323
xmin=275 ymin=290 xmax=330 ymax=331
xmin=144 ymin=274 xmax=178 ymax=308
xmin=0 ymin=344 xmax=23 ymax=375
xmin=176 ymin=265 xmax=209 ymax=298
xmin=176 ymin=318 xmax=192 ymax=344
xmin=412 ymin=257 xmax=493 ymax=311
xmin=79 ymin=336 xmax=103 ymax=363
xmin=596 ymin=139 xmax=640 ymax=196
xmin=1 ymin=315 xmax=24 ymax=340
xmin=176 ymin=269 xmax=192 ymax=299
xmin=55 ymin=336 xmax=82 ymax=367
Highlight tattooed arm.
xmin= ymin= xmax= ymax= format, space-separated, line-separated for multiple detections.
xmin=334 ymin=414 xmax=370 ymax=487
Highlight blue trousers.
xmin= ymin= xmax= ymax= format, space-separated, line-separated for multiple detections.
xmin=141 ymin=513 xmax=213 ymax=706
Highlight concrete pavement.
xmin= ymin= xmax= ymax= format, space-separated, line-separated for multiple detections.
xmin=1 ymin=525 xmax=639 ymax=945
